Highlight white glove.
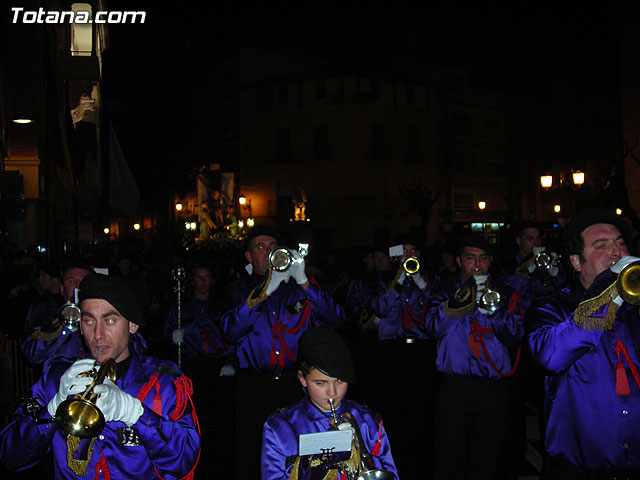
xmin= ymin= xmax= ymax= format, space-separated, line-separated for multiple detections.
xmin=47 ymin=358 xmax=96 ymax=417
xmin=219 ymin=364 xmax=236 ymax=377
xmin=396 ymin=271 xmax=406 ymax=285
xmin=474 ymin=275 xmax=488 ymax=295
xmin=337 ymin=421 xmax=355 ymax=437
xmin=548 ymin=252 xmax=559 ymax=277
xmin=610 ymin=256 xmax=640 ymax=274
xmin=266 ymin=269 xmax=291 ymax=296
xmin=408 ymin=272 xmax=427 ymax=290
xmin=288 ymin=250 xmax=308 ymax=285
xmin=93 ymin=379 xmax=144 ymax=426
xmin=172 ymin=328 xmax=184 ymax=344
xmin=373 ymin=316 xmax=381 ymax=325
xmin=477 ymin=306 xmax=493 ymax=316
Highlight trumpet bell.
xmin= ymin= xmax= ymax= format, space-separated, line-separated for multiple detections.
xmin=358 ymin=471 xmax=395 ymax=480
xmin=269 ymin=247 xmax=292 ymax=271
xmin=402 ymin=257 xmax=420 ymax=275
xmin=479 ymin=290 xmax=501 ymax=313
xmin=535 ymin=252 xmax=552 ymax=269
xmin=55 ymin=397 xmax=105 ymax=438
xmin=60 ymin=302 xmax=81 ymax=331
xmin=617 ymin=261 xmax=640 ymax=306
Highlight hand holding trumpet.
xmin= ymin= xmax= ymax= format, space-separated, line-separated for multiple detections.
xmin=47 ymin=358 xmax=96 ymax=417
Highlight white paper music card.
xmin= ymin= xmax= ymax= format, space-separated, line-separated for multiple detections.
xmin=298 ymin=430 xmax=353 ymax=456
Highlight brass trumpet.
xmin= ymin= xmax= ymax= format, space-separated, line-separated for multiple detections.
xmin=268 ymin=243 xmax=309 ymax=271
xmin=60 ymin=287 xmax=81 ymax=331
xmin=474 ymin=274 xmax=501 ymax=314
xmin=616 ymin=260 xmax=640 ymax=305
xmin=401 ymin=256 xmax=420 ymax=275
xmin=54 ymin=359 xmax=117 ymax=438
xmin=534 ymin=250 xmax=559 ymax=270
xmin=328 ymin=399 xmax=393 ymax=480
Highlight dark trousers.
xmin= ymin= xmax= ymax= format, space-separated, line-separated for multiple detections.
xmin=235 ymin=369 xmax=302 ymax=480
xmin=542 ymin=457 xmax=640 ymax=480
xmin=434 ymin=375 xmax=511 ymax=480
xmin=375 ymin=338 xmax=440 ymax=480
xmin=181 ymin=356 xmax=237 ymax=478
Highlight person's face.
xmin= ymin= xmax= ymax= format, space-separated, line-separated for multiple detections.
xmin=298 ymin=367 xmax=349 ymax=412
xmin=60 ymin=267 xmax=91 ymax=302
xmin=116 ymin=259 xmax=131 ymax=275
xmin=193 ymin=267 xmax=212 ymax=297
xmin=516 ymin=228 xmax=542 ymax=256
xmin=457 ymin=247 xmax=492 ymax=280
xmin=373 ymin=251 xmax=391 ymax=272
xmin=80 ymin=298 xmax=138 ymax=364
xmin=403 ymin=244 xmax=420 ymax=260
xmin=38 ymin=271 xmax=58 ymax=293
xmin=363 ymin=253 xmax=374 ymax=272
xmin=570 ymin=223 xmax=629 ymax=288
xmin=245 ymin=235 xmax=278 ymax=276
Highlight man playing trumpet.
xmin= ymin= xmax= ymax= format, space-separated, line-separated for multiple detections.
xmin=221 ymin=225 xmax=344 ymax=480
xmin=0 ymin=274 xmax=200 ymax=479
xmin=527 ymin=208 xmax=640 ymax=478
xmin=425 ymin=234 xmax=523 ymax=480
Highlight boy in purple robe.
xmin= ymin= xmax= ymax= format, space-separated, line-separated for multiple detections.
xmin=261 ymin=327 xmax=399 ymax=480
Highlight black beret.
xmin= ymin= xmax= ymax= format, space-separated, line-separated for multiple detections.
xmin=298 ymin=328 xmax=357 ymax=384
xmin=563 ymin=208 xmax=632 ymax=253
xmin=78 ymin=274 xmax=145 ymax=326
xmin=245 ymin=225 xmax=282 ymax=250
xmin=456 ymin=233 xmax=493 ymax=256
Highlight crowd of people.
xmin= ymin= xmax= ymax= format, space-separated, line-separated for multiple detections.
xmin=0 ymin=206 xmax=639 ymax=480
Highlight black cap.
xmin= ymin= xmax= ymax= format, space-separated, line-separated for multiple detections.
xmin=563 ymin=208 xmax=632 ymax=254
xmin=394 ymin=232 xmax=423 ymax=250
xmin=245 ymin=225 xmax=282 ymax=250
xmin=298 ymin=328 xmax=357 ymax=384
xmin=456 ymin=233 xmax=493 ymax=256
xmin=78 ymin=274 xmax=145 ymax=326
xmin=511 ymin=220 xmax=539 ymax=238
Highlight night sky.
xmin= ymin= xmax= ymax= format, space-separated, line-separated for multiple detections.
xmin=101 ymin=5 xmax=623 ymax=197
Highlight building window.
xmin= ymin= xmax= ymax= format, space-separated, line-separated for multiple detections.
xmin=278 ymin=86 xmax=289 ymax=104
xmin=258 ymin=86 xmax=273 ymax=113
xmin=449 ymin=111 xmax=472 ymax=129
xmin=313 ymin=124 xmax=329 ymax=161
xmin=70 ymin=3 xmax=92 ymax=56
xmin=315 ymin=81 xmax=327 ymax=100
xmin=407 ymin=126 xmax=420 ymax=160
xmin=275 ymin=127 xmax=292 ymax=163
xmin=406 ymin=84 xmax=415 ymax=103
xmin=370 ymin=81 xmax=379 ymax=99
xmin=452 ymin=193 xmax=475 ymax=210
xmin=372 ymin=123 xmax=385 ymax=161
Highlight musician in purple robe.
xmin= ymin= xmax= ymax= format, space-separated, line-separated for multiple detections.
xmin=261 ymin=327 xmax=398 ymax=480
xmin=425 ymin=233 xmax=523 ymax=480
xmin=528 ymin=208 xmax=640 ymax=478
xmin=0 ymin=274 xmax=200 ymax=479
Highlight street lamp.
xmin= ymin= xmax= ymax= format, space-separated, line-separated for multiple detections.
xmin=175 ymin=202 xmax=183 ymax=212
xmin=616 ymin=208 xmax=623 ymax=216
xmin=540 ymin=175 xmax=553 ymax=189
xmin=478 ymin=201 xmax=486 ymax=233
xmin=238 ymin=193 xmax=252 ymax=217
xmin=133 ymin=223 xmax=141 ymax=231
xmin=554 ymin=204 xmax=561 ymax=214
xmin=572 ymin=170 xmax=585 ymax=186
